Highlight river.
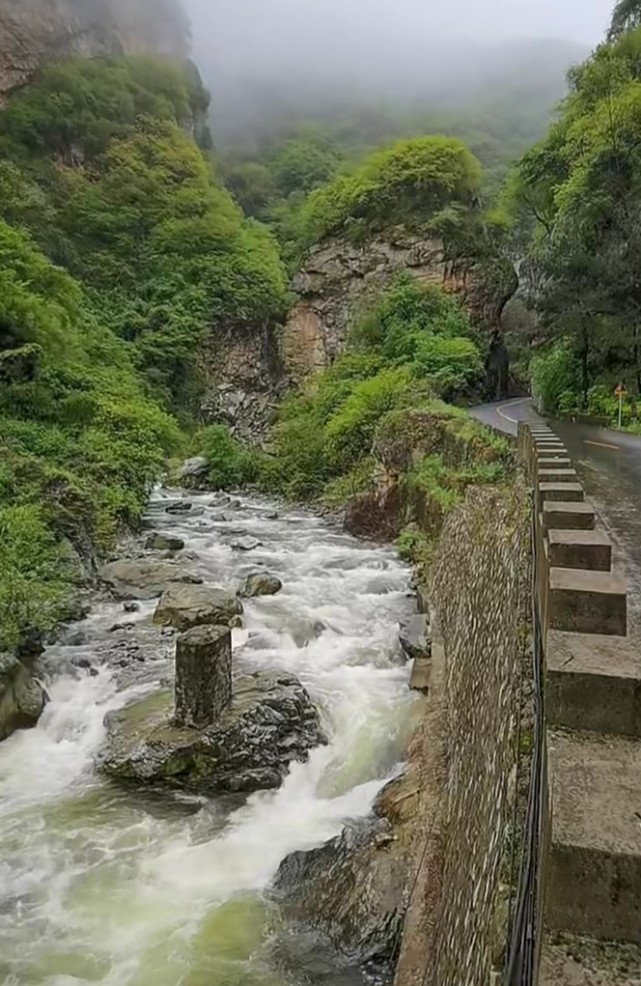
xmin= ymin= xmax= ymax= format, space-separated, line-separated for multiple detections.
xmin=0 ymin=490 xmax=418 ymax=986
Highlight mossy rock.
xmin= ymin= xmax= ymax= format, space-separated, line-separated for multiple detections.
xmin=98 ymin=671 xmax=326 ymax=795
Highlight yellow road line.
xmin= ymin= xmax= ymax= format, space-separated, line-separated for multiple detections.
xmin=496 ymin=398 xmax=531 ymax=425
xmin=584 ymin=440 xmax=620 ymax=451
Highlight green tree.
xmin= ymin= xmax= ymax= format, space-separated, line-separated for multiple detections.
xmin=509 ymin=27 xmax=641 ymax=404
xmin=609 ymin=0 xmax=641 ymax=40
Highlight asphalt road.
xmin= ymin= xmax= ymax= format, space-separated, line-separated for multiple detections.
xmin=472 ymin=398 xmax=641 ymax=637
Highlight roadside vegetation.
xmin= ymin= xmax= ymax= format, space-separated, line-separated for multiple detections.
xmin=507 ymin=7 xmax=641 ymax=420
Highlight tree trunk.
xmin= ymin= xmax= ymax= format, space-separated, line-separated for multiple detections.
xmin=580 ymin=323 xmax=590 ymax=408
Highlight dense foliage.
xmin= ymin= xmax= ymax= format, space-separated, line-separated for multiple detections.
xmin=0 ymin=56 xmax=287 ymax=647
xmin=508 ymin=15 xmax=641 ymax=422
xmin=0 ymin=57 xmax=288 ymax=409
xmin=253 ymin=277 xmax=492 ymax=502
xmin=297 ymin=136 xmax=482 ymax=246
xmin=0 ymin=219 xmax=180 ymax=646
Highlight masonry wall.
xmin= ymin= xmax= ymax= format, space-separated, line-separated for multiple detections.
xmin=395 ymin=484 xmax=529 ymax=986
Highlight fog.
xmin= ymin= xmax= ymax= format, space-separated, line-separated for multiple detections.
xmin=183 ymin=0 xmax=614 ymax=139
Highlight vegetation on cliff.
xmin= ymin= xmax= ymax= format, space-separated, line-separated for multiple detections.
xmin=508 ymin=10 xmax=641 ymax=421
xmin=0 ymin=57 xmax=288 ymax=410
xmin=209 ymin=275 xmax=513 ymax=566
xmin=0 ymin=56 xmax=287 ymax=647
xmin=296 ymin=136 xmax=482 ymax=247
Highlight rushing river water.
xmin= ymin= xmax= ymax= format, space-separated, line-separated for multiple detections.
xmin=0 ymin=491 xmax=418 ymax=986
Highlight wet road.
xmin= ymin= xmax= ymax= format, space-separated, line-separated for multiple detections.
xmin=472 ymin=399 xmax=641 ymax=638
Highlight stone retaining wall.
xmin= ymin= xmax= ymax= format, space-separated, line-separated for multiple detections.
xmin=395 ymin=484 xmax=529 ymax=986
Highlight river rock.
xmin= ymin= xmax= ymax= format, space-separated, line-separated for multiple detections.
xmin=99 ymin=559 xmax=203 ymax=600
xmin=153 ymin=584 xmax=243 ymax=631
xmin=165 ymin=501 xmax=193 ymax=514
xmin=0 ymin=653 xmax=49 ymax=742
xmin=145 ymin=533 xmax=185 ymax=552
xmin=231 ymin=536 xmax=261 ymax=552
xmin=272 ymin=772 xmax=417 ymax=975
xmin=99 ymin=671 xmax=326 ymax=795
xmin=240 ymin=573 xmax=283 ymax=598
xmin=398 ymin=615 xmax=431 ymax=662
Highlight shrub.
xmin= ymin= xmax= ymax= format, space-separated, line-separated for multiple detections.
xmin=194 ymin=425 xmax=255 ymax=490
xmin=0 ymin=504 xmax=71 ymax=649
xmin=531 ymin=343 xmax=581 ymax=414
xmin=324 ymin=368 xmax=413 ymax=470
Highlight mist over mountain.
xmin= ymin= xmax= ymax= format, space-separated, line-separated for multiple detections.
xmin=183 ymin=0 xmax=604 ymax=143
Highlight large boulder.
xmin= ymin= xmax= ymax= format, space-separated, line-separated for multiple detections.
xmin=271 ymin=771 xmax=419 ymax=976
xmin=145 ymin=533 xmax=185 ymax=552
xmin=153 ymin=584 xmax=243 ymax=631
xmin=99 ymin=559 xmax=202 ymax=600
xmin=99 ymin=671 xmax=326 ymax=794
xmin=0 ymin=653 xmax=48 ymax=742
xmin=240 ymin=572 xmax=283 ymax=598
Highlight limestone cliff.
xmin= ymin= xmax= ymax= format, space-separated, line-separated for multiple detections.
xmin=201 ymin=230 xmax=517 ymax=441
xmin=0 ymin=0 xmax=188 ymax=99
xmin=282 ymin=230 xmax=518 ymax=392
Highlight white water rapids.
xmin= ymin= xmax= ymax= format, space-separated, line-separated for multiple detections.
xmin=0 ymin=491 xmax=418 ymax=986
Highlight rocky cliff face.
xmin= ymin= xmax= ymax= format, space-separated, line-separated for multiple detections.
xmin=0 ymin=0 xmax=188 ymax=99
xmin=202 ymin=230 xmax=517 ymax=441
xmin=283 ymin=230 xmax=518 ymax=388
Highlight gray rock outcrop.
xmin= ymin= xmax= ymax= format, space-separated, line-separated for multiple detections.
xmin=0 ymin=0 xmax=188 ymax=101
xmin=399 ymin=615 xmax=431 ymax=662
xmin=99 ymin=670 xmax=326 ymax=794
xmin=99 ymin=558 xmax=202 ymax=600
xmin=153 ymin=584 xmax=243 ymax=631
xmin=282 ymin=230 xmax=518 ymax=386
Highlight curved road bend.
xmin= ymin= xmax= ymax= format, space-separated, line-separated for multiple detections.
xmin=472 ymin=398 xmax=641 ymax=638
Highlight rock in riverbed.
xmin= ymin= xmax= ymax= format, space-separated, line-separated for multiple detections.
xmin=272 ymin=771 xmax=418 ymax=975
xmin=230 ymin=536 xmax=262 ymax=552
xmin=0 ymin=653 xmax=49 ymax=742
xmin=398 ymin=615 xmax=431 ymax=662
xmin=165 ymin=501 xmax=193 ymax=514
xmin=153 ymin=584 xmax=243 ymax=631
xmin=145 ymin=533 xmax=185 ymax=552
xmin=100 ymin=559 xmax=202 ymax=600
xmin=240 ymin=573 xmax=283 ymax=598
xmin=99 ymin=670 xmax=326 ymax=794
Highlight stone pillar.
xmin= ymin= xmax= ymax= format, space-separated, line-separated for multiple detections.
xmin=174 ymin=625 xmax=232 ymax=728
